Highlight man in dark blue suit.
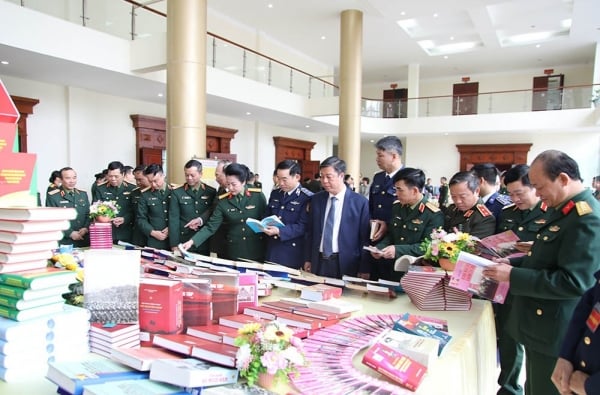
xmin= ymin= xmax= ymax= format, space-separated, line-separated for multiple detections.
xmin=262 ymin=160 xmax=312 ymax=269
xmin=304 ymin=156 xmax=371 ymax=279
xmin=472 ymin=163 xmax=512 ymax=222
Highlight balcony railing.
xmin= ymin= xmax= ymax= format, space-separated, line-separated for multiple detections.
xmin=9 ymin=0 xmax=599 ymax=117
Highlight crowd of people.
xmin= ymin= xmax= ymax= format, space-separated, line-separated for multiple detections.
xmin=44 ymin=141 xmax=600 ymax=394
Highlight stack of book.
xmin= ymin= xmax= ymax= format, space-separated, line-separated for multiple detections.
xmin=88 ymin=222 xmax=112 ymax=249
xmin=400 ymin=265 xmax=472 ymax=311
xmin=0 ymin=207 xmax=76 ymax=273
xmin=0 ymin=304 xmax=90 ymax=382
xmin=0 ymin=267 xmax=78 ymax=321
xmin=139 ymin=277 xmax=184 ymax=346
xmin=89 ymin=323 xmax=141 ymax=357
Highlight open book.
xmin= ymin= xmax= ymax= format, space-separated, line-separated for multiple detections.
xmin=448 ymin=251 xmax=509 ymax=303
xmin=245 ymin=215 xmax=285 ymax=233
xmin=477 ymin=230 xmax=524 ymax=259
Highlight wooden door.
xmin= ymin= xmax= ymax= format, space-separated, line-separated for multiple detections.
xmin=383 ymin=88 xmax=408 ymax=118
xmin=298 ymin=160 xmax=320 ymax=184
xmin=532 ymin=74 xmax=564 ymax=111
xmin=140 ymin=148 xmax=163 ymax=166
xmin=452 ymin=82 xmax=479 ymax=115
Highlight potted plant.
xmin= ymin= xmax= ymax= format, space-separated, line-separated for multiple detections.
xmin=234 ymin=321 xmax=307 ymax=393
xmin=420 ymin=227 xmax=478 ymax=270
xmin=89 ymin=200 xmax=119 ymax=223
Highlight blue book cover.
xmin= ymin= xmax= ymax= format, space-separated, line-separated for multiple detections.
xmin=393 ymin=313 xmax=452 ymax=355
xmin=46 ymin=356 xmax=149 ymax=395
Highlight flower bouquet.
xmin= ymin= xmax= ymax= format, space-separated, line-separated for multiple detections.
xmin=89 ymin=200 xmax=119 ymax=221
xmin=420 ymin=227 xmax=478 ymax=269
xmin=234 ymin=321 xmax=307 ymax=390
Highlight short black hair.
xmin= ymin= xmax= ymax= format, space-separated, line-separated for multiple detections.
xmin=185 ymin=159 xmax=203 ymax=171
xmin=393 ymin=167 xmax=426 ymax=190
xmin=503 ymin=164 xmax=532 ymax=187
xmin=471 ymin=163 xmax=500 ymax=185
xmin=225 ymin=163 xmax=250 ymax=183
xmin=48 ymin=170 xmax=61 ymax=183
xmin=320 ymin=156 xmax=346 ymax=175
xmin=123 ymin=165 xmax=134 ymax=175
xmin=276 ymin=160 xmax=302 ymax=176
xmin=60 ymin=167 xmax=74 ymax=178
xmin=143 ymin=163 xmax=163 ymax=177
xmin=532 ymin=150 xmax=582 ymax=182
xmin=449 ymin=171 xmax=480 ymax=192
xmin=133 ymin=165 xmax=146 ymax=173
xmin=107 ymin=161 xmax=124 ymax=173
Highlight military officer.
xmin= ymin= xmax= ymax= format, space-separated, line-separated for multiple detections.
xmin=209 ymin=159 xmax=232 ymax=257
xmin=93 ymin=161 xmax=136 ymax=244
xmin=444 ymin=170 xmax=496 ymax=239
xmin=484 ymin=150 xmax=600 ymax=395
xmin=472 ymin=163 xmax=512 ymax=222
xmin=552 ymin=269 xmax=600 ymax=395
xmin=262 ymin=160 xmax=312 ymax=269
xmin=181 ymin=163 xmax=267 ymax=262
xmin=368 ymin=136 xmax=404 ymax=280
xmin=494 ymin=164 xmax=553 ymax=395
xmin=371 ymin=168 xmax=444 ymax=281
xmin=136 ymin=164 xmax=173 ymax=250
xmin=169 ymin=159 xmax=216 ymax=255
xmin=130 ymin=165 xmax=149 ymax=247
xmin=46 ymin=167 xmax=90 ymax=247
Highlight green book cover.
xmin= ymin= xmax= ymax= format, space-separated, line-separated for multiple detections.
xmin=0 ymin=267 xmax=76 ymax=290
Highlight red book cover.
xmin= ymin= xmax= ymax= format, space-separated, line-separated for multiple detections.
xmin=292 ymin=307 xmax=350 ymax=321
xmin=186 ymin=324 xmax=239 ymax=344
xmin=237 ymin=272 xmax=258 ymax=314
xmin=139 ymin=278 xmax=184 ymax=342
xmin=180 ymin=279 xmax=212 ymax=329
xmin=89 ymin=323 xmax=140 ymax=340
xmin=362 ymin=342 xmax=427 ymax=391
xmin=300 ymin=283 xmax=343 ymax=301
xmin=152 ymin=333 xmax=210 ymax=356
xmin=190 ymin=339 xmax=239 ymax=368
xmin=218 ymin=314 xmax=262 ymax=329
xmin=242 ymin=305 xmax=279 ymax=320
xmin=276 ymin=311 xmax=323 ymax=330
xmin=261 ymin=300 xmax=304 ymax=313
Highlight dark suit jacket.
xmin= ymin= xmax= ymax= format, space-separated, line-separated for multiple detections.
xmin=307 ymin=188 xmax=370 ymax=277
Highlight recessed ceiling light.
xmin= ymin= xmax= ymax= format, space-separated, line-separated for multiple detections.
xmin=449 ymin=36 xmax=455 ymax=41
xmin=0 ymin=61 xmax=8 ymax=65
xmin=433 ymin=13 xmax=439 ymax=18
xmin=245 ymin=112 xmax=252 ymax=116
xmin=267 ymin=3 xmax=273 ymax=8
xmin=444 ymin=55 xmax=449 ymax=59
xmin=400 ymin=11 xmax=406 ymax=16
xmin=305 ymin=125 xmax=310 ymax=128
xmin=535 ymin=44 xmax=541 ymax=48
xmin=157 ymin=93 xmax=163 ymax=97
xmin=369 ymin=139 xmax=375 ymax=143
xmin=321 ymin=35 xmax=326 ymax=40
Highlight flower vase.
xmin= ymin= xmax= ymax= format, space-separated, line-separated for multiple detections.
xmin=95 ymin=215 xmax=112 ymax=223
xmin=439 ymin=257 xmax=455 ymax=271
xmin=257 ymin=372 xmax=291 ymax=395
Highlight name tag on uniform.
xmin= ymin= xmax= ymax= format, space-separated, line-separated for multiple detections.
xmin=246 ymin=205 xmax=255 ymax=209
xmin=201 ymin=196 xmax=210 ymax=199
xmin=586 ymin=302 xmax=600 ymax=333
xmin=182 ymin=196 xmax=192 ymax=200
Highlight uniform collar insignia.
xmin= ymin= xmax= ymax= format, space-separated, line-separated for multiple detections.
xmin=549 ymin=225 xmax=560 ymax=232
xmin=464 ymin=209 xmax=474 ymax=218
xmin=246 ymin=190 xmax=251 ymax=197
xmin=561 ymin=200 xmax=575 ymax=215
xmin=540 ymin=202 xmax=548 ymax=212
xmin=418 ymin=202 xmax=425 ymax=213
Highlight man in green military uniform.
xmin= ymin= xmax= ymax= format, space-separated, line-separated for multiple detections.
xmin=93 ymin=161 xmax=136 ymax=244
xmin=370 ymin=167 xmax=444 ymax=281
xmin=484 ymin=150 xmax=600 ymax=395
xmin=494 ymin=164 xmax=553 ymax=395
xmin=136 ymin=164 xmax=172 ymax=250
xmin=444 ymin=170 xmax=496 ymax=239
xmin=169 ymin=159 xmax=216 ymax=255
xmin=46 ymin=167 xmax=90 ymax=247
xmin=129 ymin=165 xmax=149 ymax=247
xmin=181 ymin=163 xmax=267 ymax=262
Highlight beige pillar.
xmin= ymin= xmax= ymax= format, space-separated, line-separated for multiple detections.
xmin=338 ymin=10 xmax=362 ymax=179
xmin=166 ymin=0 xmax=207 ymax=184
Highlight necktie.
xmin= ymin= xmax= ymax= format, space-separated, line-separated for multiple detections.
xmin=322 ymin=196 xmax=337 ymax=257
xmin=384 ymin=174 xmax=391 ymax=185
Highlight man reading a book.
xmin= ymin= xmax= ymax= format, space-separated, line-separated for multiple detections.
xmin=483 ymin=150 xmax=600 ymax=395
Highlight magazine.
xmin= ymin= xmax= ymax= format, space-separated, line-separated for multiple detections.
xmin=448 ymin=251 xmax=509 ymax=303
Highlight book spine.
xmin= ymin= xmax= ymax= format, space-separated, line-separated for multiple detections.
xmin=0 ymin=276 xmax=31 ymax=289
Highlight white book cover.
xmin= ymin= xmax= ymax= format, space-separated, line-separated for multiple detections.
xmin=84 ymin=249 xmax=141 ymax=323
xmin=377 ymin=328 xmax=440 ymax=367
xmin=149 ymin=357 xmax=238 ymax=388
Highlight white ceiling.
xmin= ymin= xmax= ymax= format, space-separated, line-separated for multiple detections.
xmin=0 ymin=0 xmax=599 ymax=133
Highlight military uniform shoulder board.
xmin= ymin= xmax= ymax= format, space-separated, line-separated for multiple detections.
xmin=393 ymin=199 xmax=401 ymax=205
xmin=502 ymin=203 xmax=517 ymax=211
xmin=299 ymin=187 xmax=313 ymax=196
xmin=131 ymin=187 xmax=140 ymax=192
xmin=203 ymin=182 xmax=216 ymax=192
xmin=169 ymin=183 xmax=179 ymax=189
xmin=575 ymin=201 xmax=593 ymax=216
xmin=425 ymin=201 xmax=440 ymax=212
xmin=496 ymin=194 xmax=512 ymax=205
xmin=173 ymin=184 xmax=185 ymax=190
xmin=247 ymin=187 xmax=262 ymax=193
xmin=48 ymin=189 xmax=61 ymax=196
xmin=219 ymin=192 xmax=230 ymax=200
xmin=141 ymin=186 xmax=152 ymax=193
xmin=75 ymin=188 xmax=87 ymax=194
xmin=476 ymin=204 xmax=493 ymax=217
xmin=97 ymin=181 xmax=108 ymax=186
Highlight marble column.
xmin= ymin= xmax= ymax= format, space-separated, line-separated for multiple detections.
xmin=166 ymin=0 xmax=207 ymax=183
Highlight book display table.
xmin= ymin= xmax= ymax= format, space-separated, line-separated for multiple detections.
xmin=0 ymin=288 xmax=496 ymax=395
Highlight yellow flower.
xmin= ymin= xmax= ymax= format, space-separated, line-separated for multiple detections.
xmin=238 ymin=322 xmax=261 ymax=335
